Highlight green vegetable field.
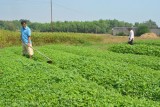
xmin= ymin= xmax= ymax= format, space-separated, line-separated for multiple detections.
xmin=0 ymin=31 xmax=160 ymax=106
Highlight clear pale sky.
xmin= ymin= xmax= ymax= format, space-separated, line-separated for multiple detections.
xmin=0 ymin=0 xmax=159 ymax=26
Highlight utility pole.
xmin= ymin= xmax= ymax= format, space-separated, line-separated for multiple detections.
xmin=51 ymin=0 xmax=53 ymax=32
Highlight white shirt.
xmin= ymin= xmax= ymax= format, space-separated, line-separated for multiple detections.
xmin=129 ymin=30 xmax=134 ymax=41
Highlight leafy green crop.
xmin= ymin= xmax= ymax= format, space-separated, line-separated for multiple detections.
xmin=1 ymin=41 xmax=160 ymax=106
xmin=109 ymin=43 xmax=160 ymax=57
xmin=38 ymin=45 xmax=160 ymax=101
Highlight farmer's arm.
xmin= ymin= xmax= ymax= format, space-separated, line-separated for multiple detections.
xmin=130 ymin=31 xmax=134 ymax=40
xmin=28 ymin=36 xmax=31 ymax=42
xmin=28 ymin=36 xmax=31 ymax=46
xmin=129 ymin=31 xmax=133 ymax=41
xmin=28 ymin=28 xmax=31 ymax=46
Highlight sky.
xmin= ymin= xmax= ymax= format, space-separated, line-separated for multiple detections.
xmin=0 ymin=0 xmax=159 ymax=26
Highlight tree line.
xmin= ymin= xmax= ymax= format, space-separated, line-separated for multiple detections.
xmin=0 ymin=19 xmax=158 ymax=34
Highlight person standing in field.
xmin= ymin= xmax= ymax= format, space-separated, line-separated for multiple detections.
xmin=21 ymin=20 xmax=34 ymax=58
xmin=128 ymin=28 xmax=134 ymax=45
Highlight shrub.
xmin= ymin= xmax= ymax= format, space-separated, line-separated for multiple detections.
xmin=116 ymin=32 xmax=127 ymax=36
xmin=137 ymin=25 xmax=150 ymax=36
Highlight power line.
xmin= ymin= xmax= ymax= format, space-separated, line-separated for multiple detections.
xmin=53 ymin=1 xmax=96 ymax=21
xmin=54 ymin=2 xmax=83 ymax=15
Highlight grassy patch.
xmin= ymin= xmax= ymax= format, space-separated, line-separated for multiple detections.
xmin=0 ymin=30 xmax=104 ymax=48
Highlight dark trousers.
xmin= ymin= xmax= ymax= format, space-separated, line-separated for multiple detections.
xmin=128 ymin=39 xmax=133 ymax=45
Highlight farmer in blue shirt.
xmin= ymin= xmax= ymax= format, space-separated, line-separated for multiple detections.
xmin=21 ymin=20 xmax=34 ymax=58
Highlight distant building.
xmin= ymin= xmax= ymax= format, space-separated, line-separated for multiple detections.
xmin=150 ymin=29 xmax=160 ymax=36
xmin=112 ymin=27 xmax=160 ymax=36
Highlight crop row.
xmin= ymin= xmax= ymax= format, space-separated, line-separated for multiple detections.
xmin=1 ymin=47 xmax=160 ymax=106
xmin=41 ymin=45 xmax=160 ymax=71
xmin=109 ymin=44 xmax=160 ymax=57
xmin=37 ymin=45 xmax=160 ymax=102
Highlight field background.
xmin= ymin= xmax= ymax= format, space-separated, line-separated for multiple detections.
xmin=0 ymin=30 xmax=158 ymax=48
xmin=1 ymin=30 xmax=160 ymax=106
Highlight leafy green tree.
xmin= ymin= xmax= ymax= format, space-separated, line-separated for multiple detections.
xmin=137 ymin=25 xmax=150 ymax=36
xmin=143 ymin=20 xmax=158 ymax=28
xmin=135 ymin=20 xmax=158 ymax=29
xmin=134 ymin=22 xmax=140 ymax=27
xmin=5 ymin=22 xmax=16 ymax=31
xmin=1 ymin=19 xmax=158 ymax=34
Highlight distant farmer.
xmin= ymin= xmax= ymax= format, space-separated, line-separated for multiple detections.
xmin=20 ymin=20 xmax=34 ymax=58
xmin=128 ymin=28 xmax=134 ymax=45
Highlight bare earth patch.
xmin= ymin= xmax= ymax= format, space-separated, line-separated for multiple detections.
xmin=94 ymin=33 xmax=160 ymax=44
